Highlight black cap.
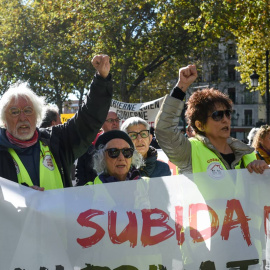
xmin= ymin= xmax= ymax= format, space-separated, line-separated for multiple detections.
xmin=95 ymin=130 xmax=134 ymax=150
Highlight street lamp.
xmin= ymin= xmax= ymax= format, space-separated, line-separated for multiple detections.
xmin=250 ymin=71 xmax=260 ymax=88
xmin=250 ymin=50 xmax=269 ymax=124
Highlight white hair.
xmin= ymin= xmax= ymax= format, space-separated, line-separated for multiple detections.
xmin=0 ymin=81 xmax=46 ymax=126
xmin=121 ymin=116 xmax=149 ymax=133
xmin=93 ymin=143 xmax=144 ymax=175
xmin=247 ymin=127 xmax=259 ymax=146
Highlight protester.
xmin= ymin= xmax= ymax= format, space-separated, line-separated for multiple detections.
xmin=252 ymin=125 xmax=270 ymax=164
xmin=247 ymin=127 xmax=259 ymax=146
xmin=185 ymin=124 xmax=195 ymax=138
xmin=87 ymin=130 xmax=144 ymax=184
xmin=0 ymin=54 xmax=113 ymax=190
xmin=121 ymin=117 xmax=171 ymax=178
xmin=39 ymin=105 xmax=62 ymax=128
xmin=75 ymin=110 xmax=121 ymax=186
xmin=155 ymin=64 xmax=269 ymax=175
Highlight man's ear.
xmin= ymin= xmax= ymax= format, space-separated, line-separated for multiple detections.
xmin=195 ymin=120 xmax=204 ymax=132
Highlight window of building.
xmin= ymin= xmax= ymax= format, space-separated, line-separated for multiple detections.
xmin=228 ymin=44 xmax=236 ymax=59
xmin=228 ymin=88 xmax=236 ymax=103
xmin=211 ymin=65 xmax=219 ymax=81
xmin=244 ymin=110 xmax=253 ymax=126
xmin=228 ymin=65 xmax=236 ymax=81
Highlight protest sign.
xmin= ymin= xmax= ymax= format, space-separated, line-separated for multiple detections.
xmin=110 ymin=97 xmax=165 ymax=127
xmin=1 ymin=169 xmax=270 ymax=269
xmin=61 ymin=113 xmax=75 ymax=123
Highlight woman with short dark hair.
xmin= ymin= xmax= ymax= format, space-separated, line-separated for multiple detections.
xmin=155 ymin=65 xmax=269 ymax=175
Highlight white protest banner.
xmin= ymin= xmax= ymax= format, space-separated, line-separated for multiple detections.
xmin=110 ymin=97 xmax=165 ymax=127
xmin=1 ymin=169 xmax=270 ymax=270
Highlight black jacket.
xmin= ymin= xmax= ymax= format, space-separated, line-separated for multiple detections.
xmin=0 ymin=74 xmax=113 ymax=188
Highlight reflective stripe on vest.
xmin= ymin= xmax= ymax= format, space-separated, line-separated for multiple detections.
xmin=189 ymin=138 xmax=256 ymax=174
xmin=8 ymin=141 xmax=63 ymax=190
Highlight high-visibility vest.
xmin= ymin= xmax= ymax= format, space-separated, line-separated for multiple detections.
xmin=189 ymin=138 xmax=256 ymax=174
xmin=8 ymin=141 xmax=63 ymax=190
xmin=86 ymin=176 xmax=102 ymax=185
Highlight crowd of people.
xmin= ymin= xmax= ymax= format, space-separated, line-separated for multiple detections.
xmin=0 ymin=55 xmax=269 ymax=191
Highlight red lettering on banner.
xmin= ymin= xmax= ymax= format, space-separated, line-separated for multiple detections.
xmin=175 ymin=206 xmax=185 ymax=245
xmin=221 ymin=199 xmax=251 ymax=246
xmin=141 ymin=208 xmax=175 ymax=246
xmin=77 ymin=209 xmax=105 ymax=248
xmin=108 ymin=211 xmax=138 ymax=248
xmin=264 ymin=206 xmax=270 ymax=236
xmin=189 ymin=203 xmax=219 ymax=242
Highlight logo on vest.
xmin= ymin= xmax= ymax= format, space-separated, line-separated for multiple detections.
xmin=43 ymin=155 xmax=55 ymax=171
xmin=207 ymin=162 xmax=225 ymax=179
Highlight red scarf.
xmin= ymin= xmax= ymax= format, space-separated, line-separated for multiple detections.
xmin=6 ymin=130 xmax=39 ymax=148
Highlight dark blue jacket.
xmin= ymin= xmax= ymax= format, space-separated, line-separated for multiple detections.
xmin=139 ymin=146 xmax=171 ymax=178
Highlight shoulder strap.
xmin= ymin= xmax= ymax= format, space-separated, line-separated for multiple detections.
xmin=256 ymin=150 xmax=265 ymax=161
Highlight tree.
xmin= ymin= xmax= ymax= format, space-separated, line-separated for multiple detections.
xmin=74 ymin=0 xmax=214 ymax=102
xmin=184 ymin=0 xmax=270 ymax=93
xmin=0 ymin=0 xmax=96 ymax=110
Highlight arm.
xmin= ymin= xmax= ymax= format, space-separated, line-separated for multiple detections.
xmin=246 ymin=160 xmax=269 ymax=174
xmin=155 ymin=65 xmax=197 ymax=173
xmin=51 ymin=55 xmax=113 ymax=167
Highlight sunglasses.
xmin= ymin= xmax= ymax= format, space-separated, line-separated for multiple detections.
xmin=128 ymin=130 xmax=150 ymax=140
xmin=209 ymin=110 xmax=232 ymax=121
xmin=105 ymin=148 xmax=134 ymax=159
xmin=9 ymin=106 xmax=34 ymax=117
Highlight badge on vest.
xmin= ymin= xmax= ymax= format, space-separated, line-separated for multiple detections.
xmin=43 ymin=155 xmax=55 ymax=171
xmin=207 ymin=162 xmax=225 ymax=180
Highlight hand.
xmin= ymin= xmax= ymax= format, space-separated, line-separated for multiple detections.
xmin=246 ymin=160 xmax=270 ymax=174
xmin=91 ymin=55 xmax=110 ymax=78
xmin=176 ymin=64 xmax=198 ymax=92
xmin=30 ymin=185 xmax=45 ymax=191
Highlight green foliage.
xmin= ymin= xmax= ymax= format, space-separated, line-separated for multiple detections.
xmin=0 ymin=0 xmax=268 ymax=105
xmin=187 ymin=0 xmax=270 ymax=94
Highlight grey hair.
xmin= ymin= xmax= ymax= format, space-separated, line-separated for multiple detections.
xmin=247 ymin=127 xmax=259 ymax=146
xmin=0 ymin=81 xmax=46 ymax=126
xmin=93 ymin=143 xmax=144 ymax=175
xmin=121 ymin=116 xmax=149 ymax=132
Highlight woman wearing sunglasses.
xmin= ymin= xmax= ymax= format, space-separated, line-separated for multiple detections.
xmin=87 ymin=130 xmax=144 ymax=184
xmin=121 ymin=117 xmax=171 ymax=178
xmin=155 ymin=64 xmax=269 ymax=175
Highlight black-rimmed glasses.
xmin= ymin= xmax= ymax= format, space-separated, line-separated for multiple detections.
xmin=105 ymin=148 xmax=134 ymax=159
xmin=128 ymin=130 xmax=150 ymax=140
xmin=105 ymin=118 xmax=121 ymax=123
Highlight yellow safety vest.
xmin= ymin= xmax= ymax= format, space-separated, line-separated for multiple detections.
xmin=190 ymin=138 xmax=256 ymax=174
xmin=8 ymin=141 xmax=63 ymax=190
xmin=86 ymin=176 xmax=102 ymax=185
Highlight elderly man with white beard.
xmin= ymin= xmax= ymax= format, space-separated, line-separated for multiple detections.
xmin=0 ymin=54 xmax=113 ymax=190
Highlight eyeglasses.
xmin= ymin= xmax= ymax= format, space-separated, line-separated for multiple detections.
xmin=105 ymin=118 xmax=120 ymax=123
xmin=105 ymin=148 xmax=134 ymax=159
xmin=208 ymin=110 xmax=232 ymax=121
xmin=128 ymin=130 xmax=150 ymax=140
xmin=8 ymin=106 xmax=34 ymax=117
